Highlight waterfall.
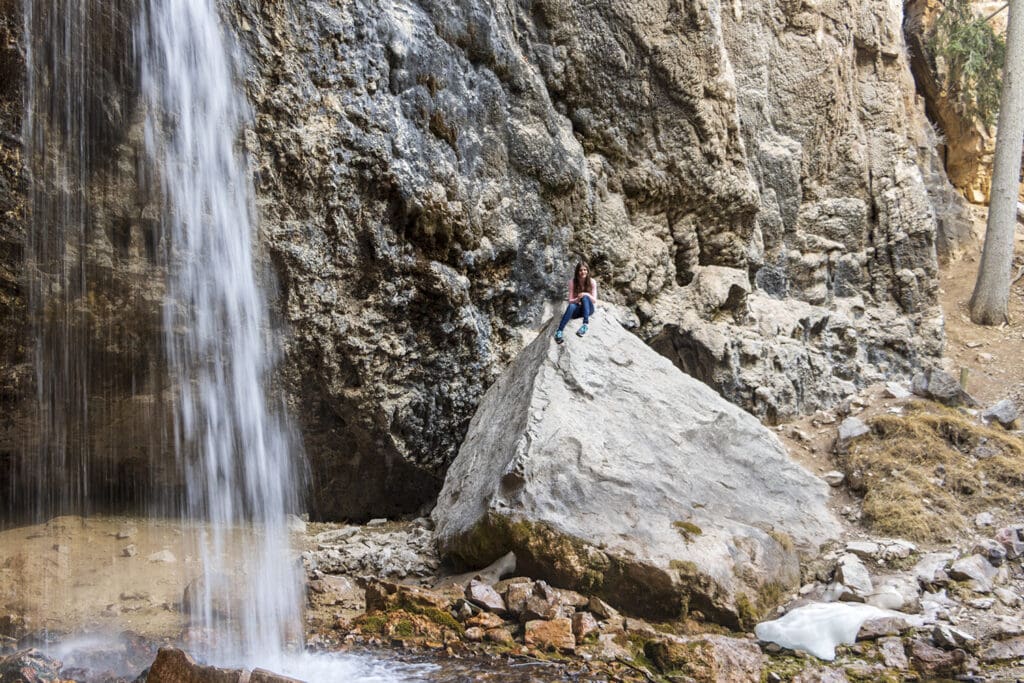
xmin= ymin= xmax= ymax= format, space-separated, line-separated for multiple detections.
xmin=22 ymin=0 xmax=304 ymax=669
xmin=136 ymin=0 xmax=303 ymax=666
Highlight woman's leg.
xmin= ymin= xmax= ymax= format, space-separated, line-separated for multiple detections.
xmin=557 ymin=303 xmax=580 ymax=332
xmin=581 ymin=296 xmax=594 ymax=324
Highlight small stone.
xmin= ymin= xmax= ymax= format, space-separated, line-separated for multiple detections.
xmin=836 ymin=417 xmax=870 ymax=451
xmin=932 ymin=624 xmax=974 ymax=649
xmin=981 ymin=399 xmax=1018 ymax=428
xmin=994 ymin=587 xmax=1021 ymax=607
xmin=884 ymin=382 xmax=911 ymax=399
xmin=122 ymin=544 xmax=137 ymax=558
xmin=976 ymin=352 xmax=994 ymax=363
xmin=147 ymin=549 xmax=176 ymax=564
xmin=972 ymin=538 xmax=1006 ymax=566
xmin=465 ymin=580 xmax=506 ymax=615
xmin=572 ymin=612 xmax=599 ymax=640
xmin=877 ymin=636 xmax=908 ymax=669
xmin=835 ymin=554 xmax=872 ymax=600
xmin=464 ymin=626 xmax=485 ymax=642
xmin=485 ymin=627 xmax=514 ymax=644
xmin=503 ymin=581 xmax=534 ymax=617
xmin=974 ymin=512 xmax=995 ymax=528
xmin=858 ymin=616 xmax=913 ymax=640
xmin=822 ymin=471 xmax=845 ymax=487
xmin=116 ymin=526 xmax=138 ymax=540
xmin=979 ymin=636 xmax=1024 ymax=663
xmin=366 ymin=518 xmax=387 ymax=526
xmin=524 ymin=619 xmax=575 ymax=652
xmin=587 ymin=596 xmax=618 ymax=620
xmin=844 ymin=541 xmax=880 ymax=560
xmin=966 ymin=597 xmax=994 ymax=609
xmin=908 ymin=638 xmax=966 ymax=678
xmin=466 ymin=612 xmax=505 ymax=630
xmin=995 ymin=526 xmax=1024 ymax=559
xmin=950 ymin=554 xmax=998 ymax=592
xmin=914 ymin=552 xmax=954 ymax=587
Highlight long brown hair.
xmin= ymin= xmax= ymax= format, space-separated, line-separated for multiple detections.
xmin=574 ymin=261 xmax=593 ymax=295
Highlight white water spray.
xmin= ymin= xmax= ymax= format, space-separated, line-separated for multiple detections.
xmin=136 ymin=0 xmax=301 ymax=666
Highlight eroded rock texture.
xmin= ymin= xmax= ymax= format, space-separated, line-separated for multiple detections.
xmin=1 ymin=0 xmax=948 ymax=519
xmin=227 ymin=0 xmax=947 ymax=517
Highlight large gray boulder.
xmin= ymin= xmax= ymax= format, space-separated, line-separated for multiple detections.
xmin=433 ymin=313 xmax=840 ymax=627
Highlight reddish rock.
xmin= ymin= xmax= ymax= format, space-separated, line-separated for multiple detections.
xmin=486 ymin=627 xmax=515 ymax=644
xmin=524 ymin=618 xmax=576 ymax=652
xmin=908 ymin=638 xmax=965 ymax=678
xmin=466 ymin=612 xmax=505 ymax=630
xmin=465 ymin=626 xmax=486 ymax=642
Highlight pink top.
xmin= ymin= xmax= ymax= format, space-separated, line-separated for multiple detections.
xmin=568 ymin=278 xmax=598 ymax=303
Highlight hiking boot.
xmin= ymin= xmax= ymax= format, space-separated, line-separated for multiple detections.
xmin=555 ymin=330 xmax=564 ymax=344
xmin=576 ymin=324 xmax=589 ymax=337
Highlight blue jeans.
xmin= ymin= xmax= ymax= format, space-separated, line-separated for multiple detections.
xmin=557 ymin=296 xmax=594 ymax=332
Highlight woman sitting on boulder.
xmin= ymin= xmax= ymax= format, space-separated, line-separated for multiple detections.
xmin=555 ymin=261 xmax=597 ymax=344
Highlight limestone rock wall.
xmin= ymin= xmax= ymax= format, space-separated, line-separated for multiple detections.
xmin=0 ymin=0 xmax=26 ymax=419
xmin=0 ymin=0 xmax=949 ymax=520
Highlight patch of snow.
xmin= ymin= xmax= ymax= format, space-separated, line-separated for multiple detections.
xmin=755 ymin=602 xmax=922 ymax=660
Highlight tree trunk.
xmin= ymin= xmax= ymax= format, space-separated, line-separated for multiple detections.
xmin=970 ymin=0 xmax=1024 ymax=324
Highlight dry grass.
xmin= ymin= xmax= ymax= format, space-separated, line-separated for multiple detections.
xmin=843 ymin=401 xmax=1024 ymax=543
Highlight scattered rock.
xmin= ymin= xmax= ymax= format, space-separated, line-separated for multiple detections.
xmin=524 ymin=619 xmax=575 ymax=652
xmin=981 ymin=399 xmax=1017 ymax=428
xmin=122 ymin=544 xmax=137 ymax=558
xmin=979 ymin=636 xmax=1024 ymax=663
xmin=994 ymin=587 xmax=1021 ymax=607
xmin=948 ymin=554 xmax=998 ymax=593
xmin=995 ymin=526 xmax=1024 ymax=559
xmin=835 ymin=554 xmax=872 ymax=601
xmin=645 ymin=634 xmax=763 ymax=682
xmin=974 ymin=511 xmax=994 ymax=528
xmin=857 ymin=616 xmax=914 ymax=640
xmin=835 ymin=417 xmax=870 ymax=452
xmin=572 ymin=612 xmax=598 ymax=640
xmin=465 ymin=580 xmax=506 ymax=615
xmin=914 ymin=552 xmax=954 ymax=588
xmin=843 ymin=541 xmax=879 ymax=560
xmin=884 ymin=382 xmax=911 ymax=399
xmin=822 ymin=471 xmax=845 ymax=487
xmin=877 ymin=636 xmax=908 ymax=669
xmin=147 ymin=550 xmax=176 ymax=564
xmin=908 ymin=638 xmax=965 ymax=678
xmin=145 ymin=647 xmax=300 ymax=683
xmin=115 ymin=526 xmax=137 ymax=540
xmin=464 ymin=626 xmax=485 ymax=642
xmin=972 ymin=539 xmax=1006 ymax=566
xmin=0 ymin=649 xmax=62 ymax=683
xmin=932 ymin=624 xmax=974 ymax=650
xmin=910 ymin=368 xmax=975 ymax=407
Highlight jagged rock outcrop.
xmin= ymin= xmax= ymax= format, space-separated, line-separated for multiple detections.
xmin=432 ymin=313 xmax=840 ymax=627
xmin=0 ymin=0 xmax=950 ymax=519
xmin=904 ymin=0 xmax=997 ymax=204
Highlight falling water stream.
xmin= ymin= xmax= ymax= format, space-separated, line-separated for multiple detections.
xmin=17 ymin=0 xmax=426 ymax=678
xmin=136 ymin=0 xmax=301 ymax=666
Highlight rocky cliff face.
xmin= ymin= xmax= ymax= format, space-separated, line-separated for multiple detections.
xmin=0 ymin=0 xmax=952 ymax=520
